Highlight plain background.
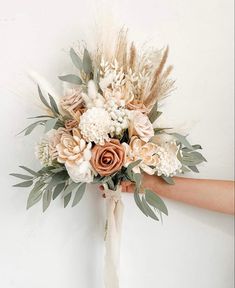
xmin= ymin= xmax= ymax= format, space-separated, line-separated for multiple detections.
xmin=0 ymin=0 xmax=234 ymax=287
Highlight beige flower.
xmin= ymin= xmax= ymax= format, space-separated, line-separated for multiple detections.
xmin=56 ymin=129 xmax=94 ymax=183
xmin=91 ymin=139 xmax=125 ymax=176
xmin=128 ymin=111 xmax=154 ymax=142
xmin=48 ymin=128 xmax=67 ymax=160
xmin=56 ymin=129 xmax=89 ymax=166
xmin=60 ymin=89 xmax=84 ymax=114
xmin=123 ymin=136 xmax=159 ymax=175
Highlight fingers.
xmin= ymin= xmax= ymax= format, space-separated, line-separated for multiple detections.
xmin=98 ymin=182 xmax=135 ymax=193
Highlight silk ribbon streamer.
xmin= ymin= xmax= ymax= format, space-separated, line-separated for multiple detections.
xmin=103 ymin=184 xmax=124 ymax=288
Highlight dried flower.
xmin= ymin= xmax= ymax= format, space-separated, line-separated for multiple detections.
xmin=79 ymin=107 xmax=111 ymax=145
xmin=48 ymin=128 xmax=68 ymax=160
xmin=64 ymin=119 xmax=79 ymax=131
xmin=35 ymin=138 xmax=53 ymax=167
xmin=127 ymin=99 xmax=148 ymax=114
xmin=128 ymin=111 xmax=154 ymax=142
xmin=91 ymin=139 xmax=125 ymax=176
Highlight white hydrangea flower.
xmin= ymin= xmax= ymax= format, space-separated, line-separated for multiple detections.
xmin=155 ymin=141 xmax=182 ymax=177
xmin=35 ymin=138 xmax=53 ymax=167
xmin=79 ymin=107 xmax=112 ymax=144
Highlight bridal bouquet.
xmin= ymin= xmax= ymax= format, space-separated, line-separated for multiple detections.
xmin=11 ymin=29 xmax=206 ymax=287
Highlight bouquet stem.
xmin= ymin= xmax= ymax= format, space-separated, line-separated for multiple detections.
xmin=103 ymin=184 xmax=124 ymax=288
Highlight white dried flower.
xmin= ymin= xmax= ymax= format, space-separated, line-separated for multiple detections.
xmin=79 ymin=107 xmax=111 ymax=144
xmin=155 ymin=141 xmax=182 ymax=177
xmin=81 ymin=80 xmax=105 ymax=108
xmin=35 ymin=138 xmax=53 ymax=167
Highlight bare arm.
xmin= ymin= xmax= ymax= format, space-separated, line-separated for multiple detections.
xmin=121 ymin=174 xmax=235 ymax=215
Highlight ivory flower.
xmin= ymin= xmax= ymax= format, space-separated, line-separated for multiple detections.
xmin=128 ymin=111 xmax=154 ymax=142
xmin=56 ymin=129 xmax=94 ymax=183
xmin=123 ymin=136 xmax=159 ymax=175
xmin=91 ymin=139 xmax=125 ymax=176
xmin=79 ymin=107 xmax=111 ymax=145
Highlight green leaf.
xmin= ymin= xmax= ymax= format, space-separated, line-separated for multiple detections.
xmin=134 ymin=189 xmax=148 ymax=217
xmin=145 ymin=189 xmax=168 ymax=215
xmin=149 ymin=109 xmax=162 ymax=124
xmin=182 ymin=144 xmax=202 ymax=153
xmin=13 ymin=180 xmax=34 ymax=187
xmin=141 ymin=197 xmax=159 ymax=221
xmin=44 ymin=118 xmax=58 ymax=133
xmin=170 ymin=133 xmax=194 ymax=150
xmin=10 ymin=173 xmax=33 ymax=180
xmin=48 ymin=94 xmax=59 ymax=115
xmin=72 ymin=183 xmax=86 ymax=207
xmin=83 ymin=48 xmax=93 ymax=74
xmin=188 ymin=165 xmax=199 ymax=173
xmin=70 ymin=48 xmax=83 ymax=71
xmin=26 ymin=181 xmax=45 ymax=209
xmin=28 ymin=115 xmax=54 ymax=119
xmin=58 ymin=74 xmax=82 ymax=85
xmin=161 ymin=175 xmax=175 ymax=185
xmin=126 ymin=159 xmax=142 ymax=179
xmin=133 ymin=173 xmax=141 ymax=188
xmin=18 ymin=121 xmax=44 ymax=136
xmin=37 ymin=85 xmax=51 ymax=109
xmin=19 ymin=166 xmax=38 ymax=176
xmin=63 ymin=181 xmax=79 ymax=197
xmin=64 ymin=192 xmax=72 ymax=208
xmin=53 ymin=183 xmax=66 ymax=200
xmin=43 ymin=189 xmax=52 ymax=212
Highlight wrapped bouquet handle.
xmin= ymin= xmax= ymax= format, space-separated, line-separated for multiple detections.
xmin=103 ymin=184 xmax=124 ymax=288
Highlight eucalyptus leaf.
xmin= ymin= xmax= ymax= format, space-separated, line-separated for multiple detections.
xmin=72 ymin=183 xmax=86 ymax=207
xmin=10 ymin=173 xmax=33 ymax=180
xmin=64 ymin=192 xmax=72 ymax=208
xmin=170 ymin=133 xmax=194 ymax=150
xmin=13 ymin=180 xmax=34 ymax=188
xmin=44 ymin=118 xmax=58 ymax=133
xmin=134 ymin=190 xmax=148 ymax=217
xmin=126 ymin=159 xmax=142 ymax=179
xmin=37 ymin=85 xmax=51 ymax=109
xmin=141 ymin=197 xmax=159 ymax=221
xmin=161 ymin=175 xmax=175 ymax=185
xmin=58 ymin=74 xmax=82 ymax=85
xmin=63 ymin=182 xmax=79 ymax=197
xmin=145 ymin=189 xmax=168 ymax=215
xmin=19 ymin=166 xmax=38 ymax=176
xmin=26 ymin=181 xmax=45 ymax=209
xmin=53 ymin=183 xmax=66 ymax=200
xmin=70 ymin=48 xmax=83 ymax=71
xmin=188 ymin=165 xmax=199 ymax=173
xmin=133 ymin=173 xmax=141 ymax=189
xmin=43 ymin=189 xmax=52 ymax=212
xmin=83 ymin=48 xmax=93 ymax=75
xmin=48 ymin=94 xmax=59 ymax=115
xmin=182 ymin=144 xmax=202 ymax=153
xmin=18 ymin=121 xmax=43 ymax=136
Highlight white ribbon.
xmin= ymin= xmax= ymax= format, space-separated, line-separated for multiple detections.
xmin=103 ymin=184 xmax=124 ymax=288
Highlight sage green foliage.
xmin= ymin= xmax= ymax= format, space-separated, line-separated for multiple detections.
xmin=10 ymin=165 xmax=88 ymax=211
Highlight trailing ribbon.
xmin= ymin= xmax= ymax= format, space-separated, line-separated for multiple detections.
xmin=103 ymin=184 xmax=124 ymax=288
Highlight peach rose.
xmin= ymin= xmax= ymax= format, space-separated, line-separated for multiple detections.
xmin=91 ymin=139 xmax=125 ymax=176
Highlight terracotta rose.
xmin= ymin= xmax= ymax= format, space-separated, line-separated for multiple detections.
xmin=91 ymin=139 xmax=125 ymax=176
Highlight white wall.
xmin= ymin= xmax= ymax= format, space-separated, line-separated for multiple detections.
xmin=0 ymin=0 xmax=234 ymax=287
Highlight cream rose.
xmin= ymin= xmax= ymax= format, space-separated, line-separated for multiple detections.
xmin=128 ymin=111 xmax=154 ymax=142
xmin=123 ymin=136 xmax=159 ymax=175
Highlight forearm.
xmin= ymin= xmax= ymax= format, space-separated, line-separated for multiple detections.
xmin=143 ymin=174 xmax=235 ymax=215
